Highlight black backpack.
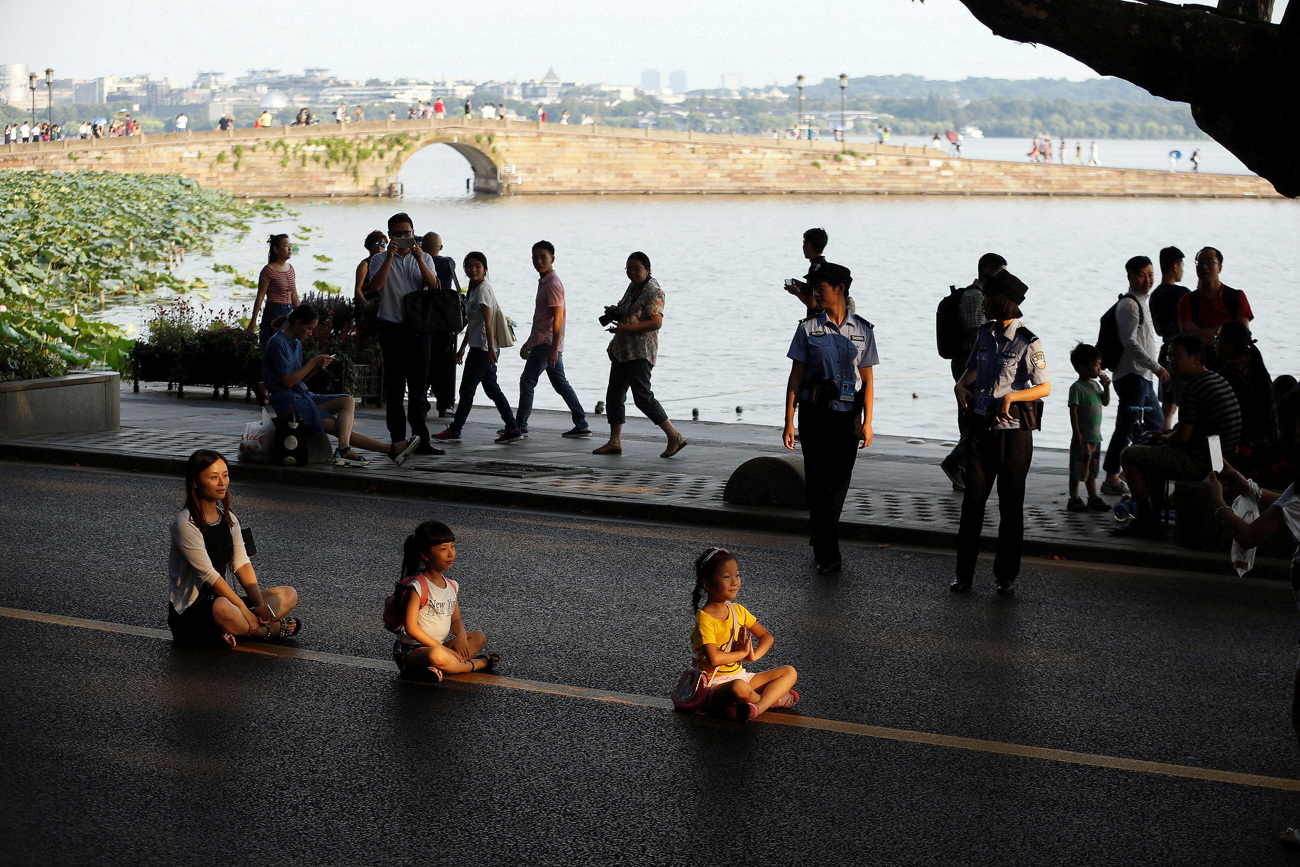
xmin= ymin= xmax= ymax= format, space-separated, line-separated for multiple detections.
xmin=936 ymin=284 xmax=969 ymax=360
xmin=1097 ymin=293 xmax=1143 ymax=371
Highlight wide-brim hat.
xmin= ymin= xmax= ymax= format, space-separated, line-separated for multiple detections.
xmin=985 ymin=270 xmax=1028 ymax=304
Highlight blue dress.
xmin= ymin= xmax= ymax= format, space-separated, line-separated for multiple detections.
xmin=261 ymin=330 xmax=345 ymax=429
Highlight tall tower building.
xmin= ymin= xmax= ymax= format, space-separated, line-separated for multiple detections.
xmin=669 ymin=70 xmax=687 ymax=94
xmin=0 ymin=64 xmax=31 ymax=106
xmin=641 ymin=69 xmax=661 ymax=91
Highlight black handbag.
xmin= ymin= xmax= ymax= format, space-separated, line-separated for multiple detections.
xmin=402 ymin=287 xmax=465 ymax=334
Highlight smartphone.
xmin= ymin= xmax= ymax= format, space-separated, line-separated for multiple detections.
xmin=391 ymin=237 xmax=418 ymax=250
xmin=1207 ymin=434 xmax=1223 ymax=473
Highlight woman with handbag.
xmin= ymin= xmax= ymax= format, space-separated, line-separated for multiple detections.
xmin=168 ymin=449 xmax=301 ymax=648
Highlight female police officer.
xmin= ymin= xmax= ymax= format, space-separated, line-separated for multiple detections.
xmin=951 ymin=271 xmax=1051 ymax=595
xmin=783 ymin=262 xmax=878 ymax=575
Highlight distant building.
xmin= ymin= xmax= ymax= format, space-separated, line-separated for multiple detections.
xmin=0 ymin=63 xmax=30 ymax=106
xmin=721 ymin=73 xmax=740 ymax=91
xmin=641 ymin=69 xmax=661 ymax=91
xmin=523 ymin=68 xmax=563 ymax=102
xmin=597 ymin=83 xmax=637 ymax=102
xmin=669 ymin=70 xmax=686 ymax=94
xmin=481 ymin=80 xmax=523 ymax=100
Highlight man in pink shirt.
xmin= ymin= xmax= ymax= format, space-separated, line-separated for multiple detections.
xmin=512 ymin=240 xmax=590 ymax=437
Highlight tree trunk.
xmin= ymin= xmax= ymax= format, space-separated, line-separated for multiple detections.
xmin=953 ymin=0 xmax=1300 ymax=197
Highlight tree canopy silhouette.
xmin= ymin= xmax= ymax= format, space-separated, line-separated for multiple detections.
xmin=951 ymin=0 xmax=1299 ymax=197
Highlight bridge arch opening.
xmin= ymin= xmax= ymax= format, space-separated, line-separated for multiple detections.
xmin=396 ymin=140 xmax=500 ymax=199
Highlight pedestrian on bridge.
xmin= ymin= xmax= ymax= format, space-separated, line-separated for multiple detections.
xmin=168 ymin=449 xmax=301 ymax=649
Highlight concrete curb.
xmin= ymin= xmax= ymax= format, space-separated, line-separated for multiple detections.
xmin=3 ymin=441 xmax=1289 ymax=580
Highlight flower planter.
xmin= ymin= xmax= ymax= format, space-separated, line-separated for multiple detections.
xmin=0 ymin=370 xmax=120 ymax=438
xmin=131 ymin=342 xmax=181 ymax=392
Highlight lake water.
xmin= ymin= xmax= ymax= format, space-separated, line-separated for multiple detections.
xmin=101 ymin=144 xmax=1299 ymax=450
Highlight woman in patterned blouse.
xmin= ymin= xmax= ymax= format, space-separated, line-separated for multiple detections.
xmin=592 ymin=252 xmax=688 ymax=459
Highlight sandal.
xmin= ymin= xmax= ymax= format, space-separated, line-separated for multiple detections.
xmin=221 ymin=633 xmax=237 ymax=649
xmin=592 ymin=442 xmax=622 ymax=455
xmin=265 ymin=617 xmax=303 ymax=639
xmin=472 ymin=650 xmax=501 ymax=673
xmin=772 ymin=689 xmax=800 ymax=710
xmin=661 ymin=437 xmax=688 ymax=459
xmin=1281 ymin=828 xmax=1300 ymax=849
xmin=736 ymin=701 xmax=760 ymax=722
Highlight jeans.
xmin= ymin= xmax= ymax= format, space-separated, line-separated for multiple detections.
xmin=956 ymin=427 xmax=1034 ymax=584
xmin=1102 ymin=373 xmax=1164 ymax=475
xmin=450 ymin=347 xmax=517 ymax=433
xmin=426 ymin=331 xmax=457 ymax=413
xmin=516 ymin=344 xmax=586 ymax=429
xmin=798 ymin=403 xmax=860 ymax=565
xmin=379 ymin=321 xmax=432 ymax=445
xmin=605 ymin=359 xmax=667 ymax=426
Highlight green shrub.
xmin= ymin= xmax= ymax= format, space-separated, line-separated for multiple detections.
xmin=0 ymin=339 xmax=70 ymax=383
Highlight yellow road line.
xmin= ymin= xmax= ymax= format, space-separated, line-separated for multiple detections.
xmin=4 ymin=605 xmax=1298 ymax=792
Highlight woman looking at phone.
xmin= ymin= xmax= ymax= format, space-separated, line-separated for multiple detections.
xmin=262 ymin=304 xmax=421 ymax=467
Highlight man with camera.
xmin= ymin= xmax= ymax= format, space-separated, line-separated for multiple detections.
xmin=368 ymin=213 xmax=443 ymax=456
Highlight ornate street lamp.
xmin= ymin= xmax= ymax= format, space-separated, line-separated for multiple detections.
xmin=29 ymin=73 xmax=37 ymax=127
xmin=796 ymin=74 xmax=805 ymax=140
xmin=839 ymin=73 xmax=848 ymax=152
xmin=45 ymin=68 xmax=54 ymax=134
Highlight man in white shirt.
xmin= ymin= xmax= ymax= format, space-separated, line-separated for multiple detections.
xmin=19 ymin=122 xmax=30 ymax=142
xmin=1101 ymin=255 xmax=1170 ymax=495
xmin=175 ymin=113 xmax=188 ymax=136
xmin=369 ymin=212 xmax=444 ymax=455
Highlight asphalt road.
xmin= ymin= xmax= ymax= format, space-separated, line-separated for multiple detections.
xmin=2 ymin=461 xmax=1300 ymax=866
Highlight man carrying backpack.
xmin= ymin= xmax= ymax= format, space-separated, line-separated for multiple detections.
xmin=938 ymin=253 xmax=1006 ymax=490
xmin=1177 ymin=246 xmax=1253 ymax=370
xmin=1100 ymin=255 xmax=1168 ymax=496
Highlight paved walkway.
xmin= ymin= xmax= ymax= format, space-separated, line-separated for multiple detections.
xmin=1 ymin=383 xmax=1287 ymax=578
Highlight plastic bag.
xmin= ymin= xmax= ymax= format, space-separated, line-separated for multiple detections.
xmin=238 ymin=406 xmax=276 ymax=463
xmin=1231 ymin=493 xmax=1260 ymax=576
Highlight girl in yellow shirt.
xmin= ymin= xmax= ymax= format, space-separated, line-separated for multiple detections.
xmin=690 ymin=546 xmax=799 ymax=721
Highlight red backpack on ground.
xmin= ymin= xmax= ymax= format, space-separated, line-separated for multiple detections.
xmin=382 ymin=574 xmax=431 ymax=635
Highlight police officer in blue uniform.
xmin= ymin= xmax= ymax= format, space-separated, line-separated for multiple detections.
xmin=951 ymin=271 xmax=1051 ymax=594
xmin=784 ymin=262 xmax=879 ymax=575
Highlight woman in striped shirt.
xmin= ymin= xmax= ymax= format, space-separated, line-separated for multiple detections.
xmin=249 ymin=234 xmax=299 ymax=348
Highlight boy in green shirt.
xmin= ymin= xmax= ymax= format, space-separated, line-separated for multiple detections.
xmin=1068 ymin=344 xmax=1112 ymax=511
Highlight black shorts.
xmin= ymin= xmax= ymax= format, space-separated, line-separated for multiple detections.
xmin=168 ymin=587 xmax=226 ymax=648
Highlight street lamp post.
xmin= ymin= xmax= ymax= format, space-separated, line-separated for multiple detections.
xmin=45 ymin=69 xmax=54 ymax=135
xmin=795 ymin=74 xmax=805 ymax=140
xmin=28 ymin=73 xmax=37 ymax=129
xmin=839 ymin=73 xmax=848 ymax=153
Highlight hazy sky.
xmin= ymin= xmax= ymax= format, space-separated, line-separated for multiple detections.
xmin=2 ymin=0 xmax=1292 ymax=89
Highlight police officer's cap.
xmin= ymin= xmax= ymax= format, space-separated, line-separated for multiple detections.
xmin=985 ymin=269 xmax=1028 ymax=304
xmin=804 ymin=261 xmax=853 ymax=292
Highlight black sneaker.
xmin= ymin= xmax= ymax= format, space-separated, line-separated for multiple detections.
xmin=562 ymin=425 xmax=593 ymax=439
xmin=994 ymin=578 xmax=1015 ymax=596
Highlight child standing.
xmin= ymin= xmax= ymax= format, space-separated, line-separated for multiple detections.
xmin=1067 ymin=344 xmax=1112 ymax=512
xmin=690 ymin=547 xmax=798 ymax=722
xmin=392 ymin=520 xmax=500 ymax=679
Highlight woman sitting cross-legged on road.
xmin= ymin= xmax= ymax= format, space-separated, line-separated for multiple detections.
xmin=262 ymin=304 xmax=422 ymax=468
xmin=168 ymin=449 xmax=301 ymax=648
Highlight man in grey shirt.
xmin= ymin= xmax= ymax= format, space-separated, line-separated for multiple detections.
xmin=369 ymin=212 xmax=442 ymax=455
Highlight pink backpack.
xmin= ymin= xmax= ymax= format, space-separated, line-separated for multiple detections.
xmin=382 ymin=574 xmax=431 ymax=635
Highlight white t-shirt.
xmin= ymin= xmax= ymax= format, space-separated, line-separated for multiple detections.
xmin=175 ymin=115 xmax=187 ymax=130
xmin=401 ymin=575 xmax=459 ymax=646
xmin=465 ymin=280 xmax=499 ymax=351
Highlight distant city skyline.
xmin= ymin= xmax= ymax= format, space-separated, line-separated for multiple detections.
xmin=7 ymin=0 xmax=1292 ymax=95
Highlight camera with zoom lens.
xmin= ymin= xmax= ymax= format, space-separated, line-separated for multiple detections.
xmin=598 ymin=305 xmax=622 ymax=327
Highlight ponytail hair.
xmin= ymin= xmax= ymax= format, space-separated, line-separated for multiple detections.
xmin=267 ymin=233 xmax=290 ymax=263
xmin=691 ymin=546 xmax=735 ymax=610
xmin=400 ymin=520 xmax=456 ymax=578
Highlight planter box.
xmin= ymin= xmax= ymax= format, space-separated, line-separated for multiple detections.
xmin=354 ymin=363 xmax=383 ymax=406
xmin=0 ymin=371 xmax=121 ymax=438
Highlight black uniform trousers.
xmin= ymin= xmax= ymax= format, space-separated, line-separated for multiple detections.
xmin=379 ymin=321 xmax=432 ymax=446
xmin=426 ymin=330 xmax=458 ymax=414
xmin=955 ymin=427 xmax=1033 ymax=584
xmin=798 ymin=403 xmax=860 ymax=566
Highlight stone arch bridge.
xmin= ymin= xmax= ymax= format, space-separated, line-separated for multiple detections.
xmin=0 ymin=117 xmax=1281 ymax=199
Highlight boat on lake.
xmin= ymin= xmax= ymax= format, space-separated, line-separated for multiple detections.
xmin=961 ymin=126 xmax=984 ymax=139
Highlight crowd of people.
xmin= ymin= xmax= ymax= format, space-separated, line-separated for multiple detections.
xmin=3 ymin=117 xmax=142 ymax=142
xmin=1026 ymin=136 xmax=1102 ymax=166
